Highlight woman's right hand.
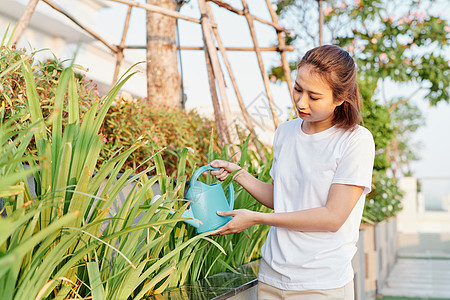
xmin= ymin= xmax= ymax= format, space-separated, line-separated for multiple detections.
xmin=208 ymin=160 xmax=242 ymax=181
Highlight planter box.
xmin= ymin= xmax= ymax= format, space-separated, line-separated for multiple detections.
xmin=150 ymin=261 xmax=259 ymax=300
xmin=386 ymin=217 xmax=398 ymax=270
xmin=375 ymin=219 xmax=389 ymax=292
xmin=375 ymin=217 xmax=398 ymax=293
xmin=352 ymin=229 xmax=366 ymax=300
xmin=360 ymin=223 xmax=377 ymax=299
xmin=360 ymin=216 xmax=398 ymax=299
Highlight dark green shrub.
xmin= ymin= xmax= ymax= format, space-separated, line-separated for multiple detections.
xmin=100 ymin=99 xmax=219 ymax=177
xmin=364 ymin=170 xmax=403 ymax=223
xmin=1 ymin=49 xmax=99 ymax=124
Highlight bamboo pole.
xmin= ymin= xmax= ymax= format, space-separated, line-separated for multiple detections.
xmin=205 ymin=2 xmax=246 ymax=115
xmin=198 ymin=0 xmax=240 ymax=145
xmin=318 ymin=0 xmax=324 ymax=46
xmin=112 ymin=5 xmax=133 ymax=86
xmin=205 ymin=2 xmax=264 ymax=156
xmin=204 ymin=48 xmax=229 ymax=147
xmin=265 ymin=0 xmax=298 ymax=118
xmin=41 ymin=0 xmax=118 ymax=53
xmin=108 ymin=0 xmax=200 ymax=24
xmin=123 ymin=45 xmax=295 ymax=51
xmin=240 ymin=0 xmax=279 ymax=128
xmin=11 ymin=0 xmax=40 ymax=47
xmin=209 ymin=0 xmax=290 ymax=35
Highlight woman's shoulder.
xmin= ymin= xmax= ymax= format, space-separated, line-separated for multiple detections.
xmin=343 ymin=125 xmax=375 ymax=146
xmin=278 ymin=118 xmax=301 ymax=131
xmin=353 ymin=125 xmax=374 ymax=139
xmin=271 ymin=119 xmax=301 ymax=145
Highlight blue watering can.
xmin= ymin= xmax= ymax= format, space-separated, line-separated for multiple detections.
xmin=180 ymin=164 xmax=235 ymax=234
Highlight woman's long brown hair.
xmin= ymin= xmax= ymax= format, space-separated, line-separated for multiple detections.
xmin=297 ymin=45 xmax=361 ymax=130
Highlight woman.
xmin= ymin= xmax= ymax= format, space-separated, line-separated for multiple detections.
xmin=208 ymin=45 xmax=375 ymax=299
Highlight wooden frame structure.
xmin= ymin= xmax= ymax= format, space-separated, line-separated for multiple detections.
xmin=11 ymin=0 xmax=301 ymax=148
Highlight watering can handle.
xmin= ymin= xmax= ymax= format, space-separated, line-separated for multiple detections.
xmin=191 ymin=164 xmax=235 ymax=209
xmin=190 ymin=164 xmax=219 ymax=184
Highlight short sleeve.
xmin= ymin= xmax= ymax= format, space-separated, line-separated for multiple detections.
xmin=332 ymin=128 xmax=375 ymax=194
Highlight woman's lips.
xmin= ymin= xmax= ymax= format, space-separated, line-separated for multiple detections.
xmin=298 ymin=111 xmax=309 ymax=116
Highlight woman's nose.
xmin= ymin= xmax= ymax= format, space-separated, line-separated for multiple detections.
xmin=295 ymin=93 xmax=307 ymax=110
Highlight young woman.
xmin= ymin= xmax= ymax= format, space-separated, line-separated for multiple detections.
xmin=208 ymin=45 xmax=375 ymax=299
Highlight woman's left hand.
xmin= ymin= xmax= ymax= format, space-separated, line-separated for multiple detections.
xmin=214 ymin=209 xmax=259 ymax=235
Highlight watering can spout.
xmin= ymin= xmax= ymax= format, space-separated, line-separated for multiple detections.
xmin=181 ymin=209 xmax=201 ymax=229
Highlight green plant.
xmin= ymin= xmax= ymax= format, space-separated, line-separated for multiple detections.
xmin=1 ymin=24 xmax=281 ymax=298
xmin=100 ymin=99 xmax=218 ymax=177
xmin=0 ymin=31 xmax=224 ymax=298
xmin=363 ymin=170 xmax=403 ymax=222
xmin=1 ymin=49 xmax=98 ymax=125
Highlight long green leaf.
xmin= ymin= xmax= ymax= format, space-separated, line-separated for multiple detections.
xmin=0 ymin=211 xmax=79 ymax=268
xmin=132 ymin=265 xmax=176 ymax=299
xmin=66 ymin=227 xmax=136 ymax=269
xmin=68 ymin=73 xmax=79 ymax=124
xmin=176 ymin=148 xmax=190 ymax=199
xmin=0 ymin=205 xmax=47 ymax=246
xmin=92 ymin=71 xmax=137 ymax=138
xmin=53 ymin=142 xmax=72 ymax=219
xmin=51 ymin=67 xmax=73 ymax=190
xmin=87 ymin=259 xmax=104 ymax=300
xmin=21 ymin=61 xmax=46 ymax=144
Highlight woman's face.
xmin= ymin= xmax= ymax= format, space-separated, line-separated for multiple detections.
xmin=293 ymin=65 xmax=343 ymax=134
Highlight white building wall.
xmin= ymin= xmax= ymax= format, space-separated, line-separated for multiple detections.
xmin=398 ymin=177 xmax=450 ymax=234
xmin=443 ymin=193 xmax=450 ymax=212
xmin=398 ymin=177 xmax=419 ymax=234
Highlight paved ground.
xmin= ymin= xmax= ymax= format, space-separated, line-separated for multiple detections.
xmin=379 ymin=233 xmax=450 ymax=299
xmin=379 ymin=256 xmax=450 ymax=299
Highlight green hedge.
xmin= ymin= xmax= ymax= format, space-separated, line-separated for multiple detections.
xmin=100 ymin=98 xmax=218 ymax=177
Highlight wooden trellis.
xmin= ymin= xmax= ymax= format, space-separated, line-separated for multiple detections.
xmin=11 ymin=0 xmax=302 ymax=149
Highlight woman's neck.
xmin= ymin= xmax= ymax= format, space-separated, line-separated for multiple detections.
xmin=301 ymin=120 xmax=334 ymax=135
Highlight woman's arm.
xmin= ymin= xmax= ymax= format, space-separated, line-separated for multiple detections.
xmin=215 ymin=183 xmax=364 ymax=235
xmin=233 ymin=169 xmax=274 ymax=209
xmin=209 ymin=160 xmax=274 ymax=209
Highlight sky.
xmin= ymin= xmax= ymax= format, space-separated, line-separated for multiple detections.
xmin=95 ymin=0 xmax=450 ymax=198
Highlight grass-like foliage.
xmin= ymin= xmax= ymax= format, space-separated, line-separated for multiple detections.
xmin=0 ymin=28 xmax=227 ymax=299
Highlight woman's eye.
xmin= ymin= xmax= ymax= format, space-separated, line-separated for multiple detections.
xmin=294 ymin=87 xmax=302 ymax=93
xmin=310 ymin=97 xmax=319 ymax=101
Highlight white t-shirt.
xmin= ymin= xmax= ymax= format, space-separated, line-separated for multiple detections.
xmin=258 ymin=118 xmax=375 ymax=291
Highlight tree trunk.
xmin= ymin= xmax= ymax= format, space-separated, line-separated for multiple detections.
xmin=146 ymin=0 xmax=181 ymax=108
xmin=318 ymin=0 xmax=323 ymax=46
